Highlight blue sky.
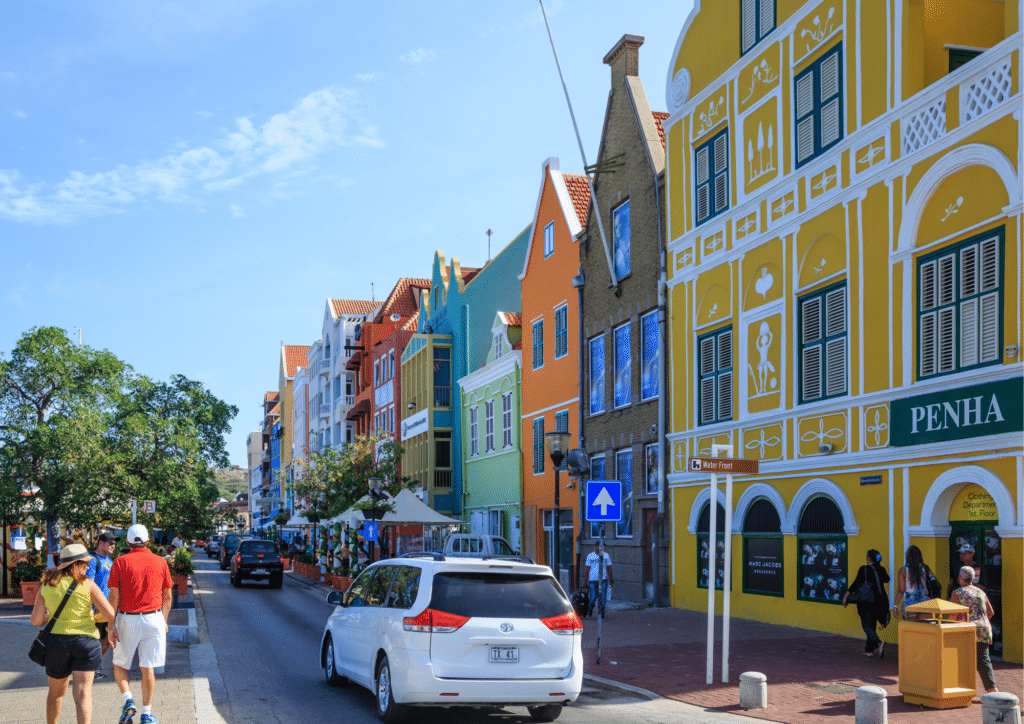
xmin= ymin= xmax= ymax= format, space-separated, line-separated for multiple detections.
xmin=1 ymin=1 xmax=693 ymax=465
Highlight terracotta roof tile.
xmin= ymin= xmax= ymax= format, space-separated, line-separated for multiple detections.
xmin=562 ymin=173 xmax=592 ymax=226
xmin=652 ymin=112 xmax=669 ymax=149
xmin=329 ymin=298 xmax=378 ymax=317
xmin=282 ymin=345 xmax=311 ymax=377
xmin=375 ymin=278 xmax=431 ymax=321
xmin=498 ymin=312 xmax=522 ymax=327
xmin=264 ymin=391 xmax=280 ymax=402
xmin=462 ymin=268 xmax=481 ymax=284
xmin=267 ymin=401 xmax=280 ymax=415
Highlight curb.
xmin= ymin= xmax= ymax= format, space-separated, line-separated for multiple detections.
xmin=167 ymin=583 xmax=199 ymax=645
xmin=582 ymin=672 xmax=661 ymax=701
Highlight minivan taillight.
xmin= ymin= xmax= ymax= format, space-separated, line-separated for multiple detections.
xmin=541 ymin=611 xmax=582 ymax=634
xmin=235 ymin=554 xmax=241 ymax=564
xmin=403 ymin=608 xmax=470 ymax=633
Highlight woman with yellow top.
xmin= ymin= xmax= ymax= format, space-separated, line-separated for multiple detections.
xmin=30 ymin=543 xmax=118 ymax=724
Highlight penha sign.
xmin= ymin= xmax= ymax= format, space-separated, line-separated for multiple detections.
xmin=891 ymin=376 xmax=1022 ymax=447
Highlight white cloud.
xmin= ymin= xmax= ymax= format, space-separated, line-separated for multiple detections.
xmin=13 ymin=110 xmax=27 ymax=118
xmin=196 ymin=110 xmax=214 ymax=117
xmin=0 ymin=85 xmax=384 ymax=224
xmin=399 ymin=48 xmax=435 ymax=65
xmin=229 ymin=204 xmax=246 ymax=218
xmin=355 ymin=73 xmax=377 ymax=83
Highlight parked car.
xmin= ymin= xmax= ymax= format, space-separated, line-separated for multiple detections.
xmin=205 ymin=535 xmax=223 ymax=558
xmin=230 ymin=539 xmax=284 ymax=588
xmin=320 ymin=554 xmax=582 ymax=722
xmin=442 ymin=533 xmax=519 ymax=559
xmin=219 ymin=534 xmax=253 ymax=569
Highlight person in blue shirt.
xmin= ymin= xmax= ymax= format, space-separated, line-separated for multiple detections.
xmin=85 ymin=531 xmax=117 ymax=676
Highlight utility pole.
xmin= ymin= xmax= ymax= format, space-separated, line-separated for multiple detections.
xmin=486 ymin=228 xmax=493 ymax=263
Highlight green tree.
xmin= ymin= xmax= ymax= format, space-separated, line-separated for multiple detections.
xmin=0 ymin=327 xmax=127 ymax=552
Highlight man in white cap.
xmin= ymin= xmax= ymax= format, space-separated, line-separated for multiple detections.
xmin=948 ymin=541 xmax=984 ymax=598
xmin=107 ymin=524 xmax=172 ymax=724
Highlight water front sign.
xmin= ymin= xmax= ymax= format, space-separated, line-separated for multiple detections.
xmin=891 ymin=376 xmax=1022 ymax=447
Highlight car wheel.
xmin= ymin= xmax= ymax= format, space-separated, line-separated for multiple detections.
xmin=323 ymin=637 xmax=347 ymax=687
xmin=231 ymin=571 xmax=241 ymax=587
xmin=375 ymin=655 xmax=408 ymax=722
xmin=527 ymin=704 xmax=562 ymax=722
xmin=269 ymin=573 xmax=282 ymax=589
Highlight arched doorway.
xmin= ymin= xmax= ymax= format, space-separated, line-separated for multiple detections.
xmin=948 ymin=484 xmax=1003 ymax=657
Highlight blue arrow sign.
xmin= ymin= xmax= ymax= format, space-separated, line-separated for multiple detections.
xmin=586 ymin=481 xmax=623 ymax=522
xmin=363 ymin=521 xmax=378 ymax=542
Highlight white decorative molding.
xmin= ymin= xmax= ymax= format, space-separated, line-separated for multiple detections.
xmin=670 ymin=67 xmax=692 ymax=111
xmin=784 ymin=478 xmax=859 ymax=535
xmin=961 ymin=59 xmax=1013 ymax=124
xmin=665 ymin=0 xmax=701 ymax=114
xmin=686 ymin=485 xmax=731 ymax=534
xmin=734 ymin=483 xmax=788 ymax=533
xmin=895 ymin=143 xmax=1021 ymax=255
xmin=901 ymin=98 xmax=946 ymax=156
xmin=910 ymin=465 xmax=1020 ymax=538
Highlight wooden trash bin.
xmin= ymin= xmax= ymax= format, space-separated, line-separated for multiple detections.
xmin=898 ymin=598 xmax=975 ymax=709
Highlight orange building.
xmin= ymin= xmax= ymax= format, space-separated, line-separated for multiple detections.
xmin=519 ymin=157 xmax=590 ymax=588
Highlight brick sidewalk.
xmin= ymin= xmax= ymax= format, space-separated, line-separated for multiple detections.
xmin=581 ymin=605 xmax=1022 ymax=724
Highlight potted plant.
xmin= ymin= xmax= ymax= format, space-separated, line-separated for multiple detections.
xmin=169 ymin=547 xmax=194 ymax=596
xmin=13 ymin=554 xmax=45 ymax=607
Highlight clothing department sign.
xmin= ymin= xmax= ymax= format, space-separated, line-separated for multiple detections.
xmin=891 ymin=376 xmax=1023 ymax=447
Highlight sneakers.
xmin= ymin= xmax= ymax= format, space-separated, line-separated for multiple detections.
xmin=139 ymin=715 xmax=159 ymax=724
xmin=119 ymin=699 xmax=137 ymax=724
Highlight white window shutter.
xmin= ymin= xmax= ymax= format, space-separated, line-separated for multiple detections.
xmin=796 ymin=117 xmax=815 ymax=163
xmin=714 ymin=173 xmax=729 ymax=212
xmin=920 ymin=260 xmax=936 ymax=310
xmin=700 ymin=336 xmax=716 ymax=375
xmin=802 ymin=297 xmax=822 ymax=344
xmin=960 ymin=298 xmax=979 ymax=368
xmin=696 ymin=185 xmax=710 ymax=222
xmin=819 ymin=53 xmax=840 ymax=100
xmin=825 ymin=338 xmax=847 ymax=396
xmin=980 ymin=237 xmax=999 ymax=291
xmin=820 ymin=98 xmax=840 ymax=147
xmin=802 ymin=345 xmax=822 ymax=401
xmin=979 ymin=292 xmax=999 ymax=363
xmin=759 ymin=0 xmax=774 ymax=36
xmin=718 ymin=329 xmax=732 ymax=370
xmin=696 ymin=147 xmax=709 ymax=185
xmin=920 ymin=311 xmax=937 ymax=377
xmin=960 ymin=245 xmax=977 ymax=298
xmin=741 ymin=0 xmax=756 ymax=52
xmin=717 ymin=371 xmax=732 ymax=421
xmin=796 ymin=73 xmax=814 ymax=118
xmin=938 ymin=255 xmax=955 ymax=305
xmin=824 ymin=288 xmax=846 ymax=337
xmin=700 ymin=377 xmax=716 ymax=423
xmin=937 ymin=307 xmax=956 ymax=373
xmin=714 ymin=134 xmax=728 ymax=173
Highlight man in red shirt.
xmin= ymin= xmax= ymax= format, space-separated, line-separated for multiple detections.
xmin=108 ymin=524 xmax=172 ymax=724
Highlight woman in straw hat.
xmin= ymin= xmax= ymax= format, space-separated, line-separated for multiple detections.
xmin=30 ymin=543 xmax=118 ymax=724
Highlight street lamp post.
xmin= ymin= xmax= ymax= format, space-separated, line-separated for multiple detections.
xmin=368 ymin=477 xmax=382 ymax=563
xmin=544 ymin=430 xmax=571 ymax=588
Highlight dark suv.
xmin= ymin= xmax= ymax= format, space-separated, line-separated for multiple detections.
xmin=219 ymin=533 xmax=253 ymax=570
xmin=230 ymin=539 xmax=284 ymax=588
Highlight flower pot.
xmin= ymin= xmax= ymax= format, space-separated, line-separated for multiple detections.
xmin=332 ymin=576 xmax=352 ymax=591
xmin=171 ymin=574 xmax=189 ymax=596
xmin=281 ymin=557 xmax=291 ymax=571
xmin=20 ymin=580 xmax=41 ymax=608
xmin=322 ymin=573 xmax=334 ymax=587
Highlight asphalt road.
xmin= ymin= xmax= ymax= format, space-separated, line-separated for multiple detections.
xmin=193 ymin=555 xmax=741 ymax=724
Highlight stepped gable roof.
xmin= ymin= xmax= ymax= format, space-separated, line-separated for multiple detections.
xmin=282 ymin=345 xmax=311 ymax=377
xmin=562 ymin=173 xmax=592 ymax=225
xmin=652 ymin=111 xmax=668 ymax=149
xmin=376 ymin=278 xmax=431 ymax=321
xmin=264 ymin=391 xmax=280 ymax=402
xmin=329 ymin=298 xmax=378 ymax=318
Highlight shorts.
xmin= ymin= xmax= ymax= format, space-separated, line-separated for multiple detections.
xmin=112 ymin=612 xmax=167 ymax=670
xmin=45 ymin=634 xmax=102 ymax=680
xmin=902 ymin=588 xmax=929 ymax=616
xmin=96 ymin=622 xmax=108 ymax=640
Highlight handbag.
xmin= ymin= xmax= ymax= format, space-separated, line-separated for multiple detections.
xmin=924 ymin=565 xmax=942 ymax=599
xmin=846 ymin=566 xmax=875 ymax=603
xmin=28 ymin=581 xmax=78 ymax=667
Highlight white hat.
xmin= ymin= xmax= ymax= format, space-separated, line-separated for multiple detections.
xmin=126 ymin=524 xmax=150 ymax=545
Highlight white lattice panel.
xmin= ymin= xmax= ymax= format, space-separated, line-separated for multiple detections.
xmin=961 ymin=60 xmax=1012 ymax=123
xmin=902 ymin=99 xmax=946 ymax=155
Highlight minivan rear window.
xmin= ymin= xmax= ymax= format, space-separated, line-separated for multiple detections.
xmin=240 ymin=541 xmax=277 ymax=554
xmin=429 ymin=572 xmax=571 ymax=619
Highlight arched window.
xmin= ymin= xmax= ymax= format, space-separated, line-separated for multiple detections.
xmin=742 ymin=498 xmax=783 ymax=597
xmin=797 ymin=495 xmax=847 ymax=603
xmin=696 ymin=501 xmax=726 ymax=590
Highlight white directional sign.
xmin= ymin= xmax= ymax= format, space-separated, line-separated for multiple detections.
xmin=585 ymin=481 xmax=622 ymax=522
xmin=143 ymin=500 xmax=156 ymax=515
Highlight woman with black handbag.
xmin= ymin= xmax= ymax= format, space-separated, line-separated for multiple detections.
xmin=843 ymin=549 xmax=890 ymax=658
xmin=29 ymin=543 xmax=118 ymax=724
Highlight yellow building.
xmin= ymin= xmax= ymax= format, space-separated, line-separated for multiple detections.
xmin=663 ymin=0 xmax=1022 ymax=662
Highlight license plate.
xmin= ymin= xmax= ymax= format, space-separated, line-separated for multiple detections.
xmin=490 ymin=646 xmax=518 ymax=663
xmin=252 ymin=568 xmax=268 ymax=575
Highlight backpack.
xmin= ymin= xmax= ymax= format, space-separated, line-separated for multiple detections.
xmin=924 ymin=565 xmax=942 ymax=599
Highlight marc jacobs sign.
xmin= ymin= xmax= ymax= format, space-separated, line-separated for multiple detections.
xmin=891 ymin=376 xmax=1022 ymax=447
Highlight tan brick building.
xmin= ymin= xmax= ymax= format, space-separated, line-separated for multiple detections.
xmin=579 ymin=34 xmax=670 ymax=603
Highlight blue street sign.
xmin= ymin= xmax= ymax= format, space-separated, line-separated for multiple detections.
xmin=363 ymin=521 xmax=378 ymax=542
xmin=585 ymin=481 xmax=623 ymax=522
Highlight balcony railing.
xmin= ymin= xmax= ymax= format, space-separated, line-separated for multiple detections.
xmin=345 ymin=394 xmax=354 ymax=405
xmin=320 ymin=404 xmax=331 ymax=417
xmin=434 ymin=469 xmax=452 ymax=488
xmin=434 ymin=386 xmax=451 ymax=408
xmin=319 ymin=362 xmax=330 ymax=377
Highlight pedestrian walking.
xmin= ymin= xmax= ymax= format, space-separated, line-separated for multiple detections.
xmin=85 ymin=531 xmax=117 ymax=678
xmin=107 ymin=524 xmax=172 ymax=724
xmin=948 ymin=541 xmax=984 ymax=597
xmin=893 ymin=544 xmax=934 ymax=620
xmin=842 ymin=549 xmax=890 ymax=658
xmin=30 ymin=543 xmax=118 ymax=724
xmin=584 ymin=542 xmax=613 ymax=620
xmin=950 ymin=566 xmax=998 ymax=695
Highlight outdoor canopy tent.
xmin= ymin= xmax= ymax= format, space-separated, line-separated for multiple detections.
xmin=379 ymin=489 xmax=462 ymax=526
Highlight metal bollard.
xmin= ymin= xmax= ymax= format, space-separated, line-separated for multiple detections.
xmin=855 ymin=685 xmax=887 ymax=724
xmin=982 ymin=692 xmax=1021 ymax=724
xmin=739 ymin=671 xmax=767 ymax=709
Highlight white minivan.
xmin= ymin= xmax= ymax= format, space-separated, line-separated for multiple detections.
xmin=320 ymin=554 xmax=583 ymax=722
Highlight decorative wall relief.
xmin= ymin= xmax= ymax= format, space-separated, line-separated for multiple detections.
xmin=696 ymin=266 xmax=731 ymax=327
xmin=743 ymin=97 xmax=779 ymax=194
xmin=694 ymin=86 xmax=728 ymax=139
xmin=672 ymin=440 xmax=689 ymax=472
xmin=674 ymin=245 xmax=695 ymax=272
xmin=919 ymin=166 xmax=1008 ymax=246
xmin=941 ymin=196 xmax=964 ymax=222
xmin=797 ymin=412 xmax=847 ymax=456
xmin=746 ymin=313 xmax=782 ymax=414
xmin=796 ymin=2 xmax=840 ymax=58
xmin=742 ymin=423 xmax=783 ymax=461
xmin=703 ymin=229 xmax=726 ymax=256
xmin=862 ymin=404 xmax=890 ymax=449
xmin=854 ymin=137 xmax=886 ymax=174
xmin=696 ymin=433 xmax=732 ymax=457
xmin=770 ymin=191 xmax=795 ymax=223
xmin=741 ymin=240 xmax=784 ymax=310
xmin=798 ymin=226 xmax=846 ymax=289
xmin=736 ymin=211 xmax=758 ymax=241
xmin=809 ymin=163 xmax=839 ymax=200
xmin=739 ymin=47 xmax=780 ymax=112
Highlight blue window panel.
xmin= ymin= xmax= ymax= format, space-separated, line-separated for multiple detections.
xmin=794 ymin=44 xmax=843 ymax=168
xmin=543 ymin=221 xmax=555 ymax=258
xmin=697 ymin=326 xmax=733 ymax=425
xmin=554 ymin=306 xmax=568 ymax=359
xmin=741 ymin=0 xmax=776 ymax=55
xmin=589 ymin=336 xmax=605 ymax=415
xmin=612 ymin=200 xmax=630 ymax=279
xmin=532 ymin=320 xmax=544 ymax=369
xmin=694 ymin=128 xmax=729 ymax=225
xmin=640 ymin=311 xmax=659 ymax=401
xmin=532 ymin=417 xmax=545 ymax=474
xmin=799 ymin=283 xmax=847 ymax=403
xmin=613 ymin=324 xmax=631 ymax=408
xmin=615 ymin=449 xmax=633 ymax=538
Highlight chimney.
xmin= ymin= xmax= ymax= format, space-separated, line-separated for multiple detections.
xmin=603 ymin=34 xmax=644 ymax=84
